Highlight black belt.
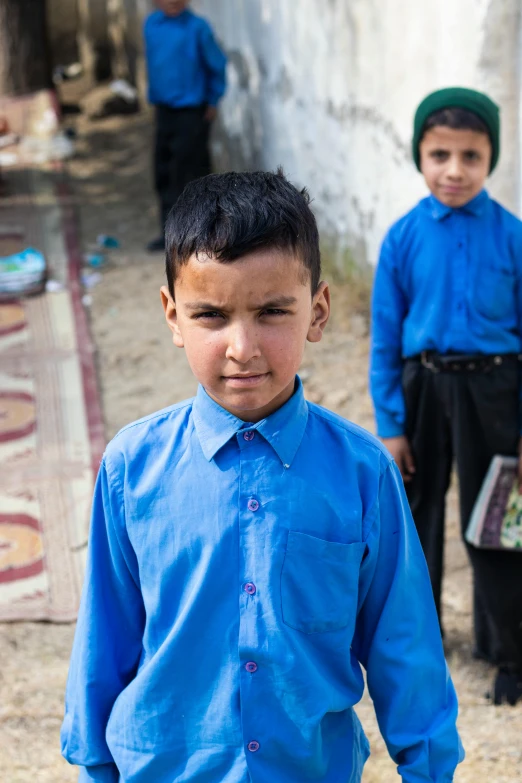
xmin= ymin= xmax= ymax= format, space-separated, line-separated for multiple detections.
xmin=156 ymin=103 xmax=205 ymax=113
xmin=407 ymin=351 xmax=522 ymax=374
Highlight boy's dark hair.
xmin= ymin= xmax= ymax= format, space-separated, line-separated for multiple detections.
xmin=164 ymin=169 xmax=321 ymax=297
xmin=422 ymin=107 xmax=490 ymax=139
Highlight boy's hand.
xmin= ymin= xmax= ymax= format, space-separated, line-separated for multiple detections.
xmin=204 ymin=106 xmax=218 ymax=122
xmin=380 ymin=436 xmax=416 ymax=483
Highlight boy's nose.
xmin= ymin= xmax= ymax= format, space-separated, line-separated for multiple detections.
xmin=225 ymin=325 xmax=261 ymax=363
xmin=447 ymin=156 xmax=464 ymax=179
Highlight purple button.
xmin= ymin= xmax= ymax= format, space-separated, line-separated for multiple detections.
xmin=244 ymin=582 xmax=256 ymax=595
xmin=243 ymin=430 xmax=255 ymax=441
xmin=245 ymin=661 xmax=258 ymax=673
xmin=247 ymin=498 xmax=260 ymax=512
xmin=247 ymin=740 xmax=260 ymax=753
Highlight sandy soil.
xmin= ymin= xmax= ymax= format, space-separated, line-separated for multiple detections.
xmin=1 ymin=102 xmax=521 ymax=782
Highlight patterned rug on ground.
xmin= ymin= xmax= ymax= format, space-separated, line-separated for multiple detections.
xmin=0 ymin=161 xmax=104 ymax=621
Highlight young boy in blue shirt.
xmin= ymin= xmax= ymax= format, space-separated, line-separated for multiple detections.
xmin=62 ymin=171 xmax=463 ymax=782
xmin=144 ymin=1 xmax=226 ymax=251
xmin=371 ymin=87 xmax=522 ymax=706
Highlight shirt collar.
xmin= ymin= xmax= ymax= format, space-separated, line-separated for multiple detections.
xmin=159 ymin=9 xmax=189 ymax=21
xmin=429 ymin=188 xmax=489 ymax=221
xmin=192 ymin=377 xmax=309 ymax=467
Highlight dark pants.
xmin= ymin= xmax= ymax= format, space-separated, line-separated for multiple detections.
xmin=154 ymin=105 xmax=211 ymax=231
xmin=403 ymin=358 xmax=522 ymax=669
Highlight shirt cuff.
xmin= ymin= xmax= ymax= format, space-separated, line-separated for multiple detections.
xmin=375 ymin=412 xmax=405 ymax=439
xmin=78 ymin=764 xmax=119 ymax=783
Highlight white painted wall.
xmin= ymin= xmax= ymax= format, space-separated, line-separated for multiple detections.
xmin=192 ymin=0 xmax=521 ymax=271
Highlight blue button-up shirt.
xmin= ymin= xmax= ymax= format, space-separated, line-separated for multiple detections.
xmin=61 ymin=379 xmax=463 ymax=782
xmin=370 ymin=190 xmax=522 ymax=437
xmin=144 ymin=10 xmax=226 ymax=108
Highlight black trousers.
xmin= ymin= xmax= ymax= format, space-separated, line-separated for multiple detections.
xmin=403 ymin=358 xmax=522 ymax=669
xmin=154 ymin=105 xmax=211 ymax=231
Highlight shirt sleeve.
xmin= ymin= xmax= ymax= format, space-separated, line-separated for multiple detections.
xmin=199 ymin=20 xmax=227 ymax=106
xmin=369 ymin=229 xmax=409 ymax=437
xmin=61 ymin=456 xmax=146 ymax=777
xmin=353 ymin=457 xmax=464 ymax=781
xmin=78 ymin=764 xmax=120 ymax=782
xmin=511 ymin=226 xmax=522 ymax=434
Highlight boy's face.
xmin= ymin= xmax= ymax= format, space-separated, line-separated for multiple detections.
xmin=161 ymin=250 xmax=330 ymax=422
xmin=156 ymin=0 xmax=189 ymax=16
xmin=419 ymin=125 xmax=491 ymax=208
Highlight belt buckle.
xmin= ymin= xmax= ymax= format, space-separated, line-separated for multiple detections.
xmin=421 ymin=351 xmax=440 ymax=373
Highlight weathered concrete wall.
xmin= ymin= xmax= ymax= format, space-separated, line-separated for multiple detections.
xmin=192 ymin=0 xmax=522 ymax=270
xmin=70 ymin=0 xmax=522 ymax=271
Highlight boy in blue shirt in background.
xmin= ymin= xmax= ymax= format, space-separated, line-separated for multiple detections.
xmin=62 ymin=170 xmax=463 ymax=782
xmin=144 ymin=1 xmax=226 ymax=251
xmin=371 ymin=87 xmax=522 ymax=706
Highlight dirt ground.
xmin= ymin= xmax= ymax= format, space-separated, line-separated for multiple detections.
xmin=1 ymin=101 xmax=521 ymax=782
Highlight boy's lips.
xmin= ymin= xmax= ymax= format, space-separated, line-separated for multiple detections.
xmin=440 ymin=184 xmax=467 ymax=194
xmin=223 ymin=373 xmax=269 ymax=388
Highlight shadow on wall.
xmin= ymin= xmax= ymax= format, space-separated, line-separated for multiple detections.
xmin=212 ymin=49 xmax=263 ymax=173
xmin=320 ymin=234 xmax=373 ymax=306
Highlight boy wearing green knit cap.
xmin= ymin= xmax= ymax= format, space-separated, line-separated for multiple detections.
xmin=370 ymin=86 xmax=522 ymax=706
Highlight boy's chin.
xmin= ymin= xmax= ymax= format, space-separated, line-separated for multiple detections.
xmin=440 ymin=197 xmax=468 ymax=208
xmin=206 ymin=378 xmax=295 ymax=421
xmin=212 ymin=389 xmax=275 ymax=417
xmin=434 ymin=187 xmax=479 ymax=208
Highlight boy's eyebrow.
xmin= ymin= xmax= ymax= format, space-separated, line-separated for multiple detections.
xmin=183 ymin=295 xmax=298 ymax=311
xmin=258 ymin=295 xmax=298 ymax=308
xmin=184 ymin=301 xmax=222 ymax=311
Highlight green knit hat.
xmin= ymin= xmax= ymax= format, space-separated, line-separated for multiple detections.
xmin=412 ymin=87 xmax=500 ymax=173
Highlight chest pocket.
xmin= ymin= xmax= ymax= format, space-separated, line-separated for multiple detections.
xmin=474 ymin=261 xmax=516 ymax=321
xmin=281 ymin=531 xmax=366 ymax=635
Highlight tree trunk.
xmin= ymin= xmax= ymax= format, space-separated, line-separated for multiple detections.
xmin=0 ymin=0 xmax=53 ymax=97
xmin=47 ymin=0 xmax=79 ymax=69
xmin=78 ymin=0 xmax=112 ymax=84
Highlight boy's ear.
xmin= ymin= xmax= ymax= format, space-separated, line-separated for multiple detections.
xmin=307 ymin=281 xmax=330 ymax=344
xmin=160 ymin=285 xmax=184 ymax=348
